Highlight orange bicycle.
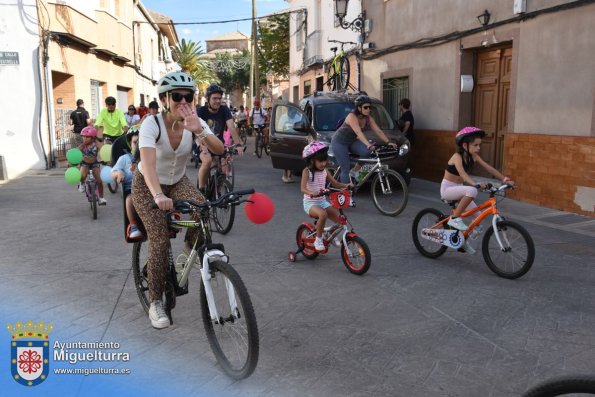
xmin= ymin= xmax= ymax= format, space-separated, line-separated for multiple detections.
xmin=412 ymin=183 xmax=535 ymax=279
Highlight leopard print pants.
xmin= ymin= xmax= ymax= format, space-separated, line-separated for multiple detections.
xmin=132 ymin=172 xmax=204 ymax=302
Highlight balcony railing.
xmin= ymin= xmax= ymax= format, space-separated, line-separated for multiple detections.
xmin=304 ymin=30 xmax=322 ymax=67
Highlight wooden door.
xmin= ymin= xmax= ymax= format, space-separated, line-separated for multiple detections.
xmin=473 ymin=46 xmax=512 ymax=173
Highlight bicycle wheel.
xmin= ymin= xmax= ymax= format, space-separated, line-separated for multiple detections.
xmin=200 ymin=260 xmax=259 ymax=379
xmin=296 ymin=224 xmax=319 ymax=260
xmin=411 ymin=208 xmax=448 ymax=258
xmin=523 ymin=376 xmax=595 ymax=397
xmin=341 ymin=235 xmax=371 ymax=275
xmin=255 ymin=134 xmax=263 ymax=158
xmin=240 ymin=129 xmax=247 ymax=146
xmin=213 ymin=178 xmax=235 ymax=235
xmin=223 ymin=158 xmax=234 ymax=190
xmin=263 ymin=135 xmax=270 ymax=156
xmin=326 ymin=66 xmax=336 ymax=91
xmin=482 ymin=220 xmax=535 ymax=279
xmin=107 ymin=180 xmax=119 ymax=194
xmin=371 ymin=170 xmax=408 ymax=216
xmin=132 ymin=241 xmax=150 ymax=314
xmin=89 ymin=183 xmax=98 ymax=220
xmin=338 ymin=56 xmax=350 ymax=90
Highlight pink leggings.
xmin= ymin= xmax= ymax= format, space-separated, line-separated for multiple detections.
xmin=440 ymin=179 xmax=478 ymax=214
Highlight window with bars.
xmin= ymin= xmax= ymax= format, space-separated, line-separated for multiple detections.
xmin=383 ymin=76 xmax=409 ymax=121
xmin=303 ymin=80 xmax=311 ymax=97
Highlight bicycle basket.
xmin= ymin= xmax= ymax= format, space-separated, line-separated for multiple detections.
xmin=374 ymin=147 xmax=398 ymax=160
xmin=328 ymin=190 xmax=351 ymax=209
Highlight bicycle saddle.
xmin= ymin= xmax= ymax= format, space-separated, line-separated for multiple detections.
xmin=441 ymin=199 xmax=459 ymax=208
xmin=330 ymin=47 xmax=338 ymax=52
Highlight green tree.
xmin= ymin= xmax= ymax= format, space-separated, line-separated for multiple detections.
xmin=214 ymin=50 xmax=250 ymax=93
xmin=257 ymin=13 xmax=289 ymax=83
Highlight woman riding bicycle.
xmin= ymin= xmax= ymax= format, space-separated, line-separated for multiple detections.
xmin=330 ymin=95 xmax=397 ymax=184
xmin=132 ymin=71 xmax=224 ymax=329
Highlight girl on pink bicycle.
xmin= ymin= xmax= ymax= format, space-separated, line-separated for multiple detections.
xmin=78 ymin=126 xmax=106 ymax=205
xmin=301 ymin=141 xmax=352 ymax=252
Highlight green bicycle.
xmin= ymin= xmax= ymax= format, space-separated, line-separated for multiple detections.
xmin=325 ymin=40 xmax=357 ymax=91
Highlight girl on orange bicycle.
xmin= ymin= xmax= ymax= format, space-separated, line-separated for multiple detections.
xmin=301 ymin=141 xmax=352 ymax=252
xmin=442 ymin=127 xmax=513 ymax=232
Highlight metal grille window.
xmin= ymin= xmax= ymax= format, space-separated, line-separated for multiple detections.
xmin=90 ymin=80 xmax=101 ymax=120
xmin=383 ymin=76 xmax=409 ymax=121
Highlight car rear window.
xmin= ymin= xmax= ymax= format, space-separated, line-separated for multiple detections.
xmin=314 ymin=102 xmax=394 ymax=131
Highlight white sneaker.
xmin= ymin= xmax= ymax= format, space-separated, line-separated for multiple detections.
xmin=447 ymin=217 xmax=468 ymax=231
xmin=78 ymin=183 xmax=86 ymax=193
xmin=98 ymin=197 xmax=107 ymax=206
xmin=462 ymin=241 xmax=476 ymax=255
xmin=149 ymin=300 xmax=170 ymax=329
xmin=314 ymin=237 xmax=325 ymax=252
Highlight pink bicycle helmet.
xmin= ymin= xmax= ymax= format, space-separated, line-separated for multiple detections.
xmin=302 ymin=141 xmax=328 ymax=160
xmin=455 ymin=126 xmax=485 ymax=146
xmin=80 ymin=126 xmax=97 ymax=137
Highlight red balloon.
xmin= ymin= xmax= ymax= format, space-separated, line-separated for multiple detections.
xmin=245 ymin=192 xmax=274 ymax=224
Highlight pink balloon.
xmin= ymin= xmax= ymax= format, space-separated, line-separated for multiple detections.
xmin=245 ymin=192 xmax=274 ymax=224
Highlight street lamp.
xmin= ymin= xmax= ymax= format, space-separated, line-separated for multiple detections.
xmin=477 ymin=10 xmax=491 ymax=27
xmin=334 ymin=0 xmax=364 ymax=32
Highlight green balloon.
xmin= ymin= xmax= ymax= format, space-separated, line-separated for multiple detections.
xmin=65 ymin=167 xmax=81 ymax=185
xmin=99 ymin=144 xmax=112 ymax=163
xmin=66 ymin=148 xmax=83 ymax=165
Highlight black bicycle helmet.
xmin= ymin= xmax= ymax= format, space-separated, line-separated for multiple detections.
xmin=206 ymin=83 xmax=224 ymax=97
xmin=354 ymin=95 xmax=372 ymax=108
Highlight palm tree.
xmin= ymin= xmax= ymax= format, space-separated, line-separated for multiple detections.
xmin=172 ymin=38 xmax=216 ymax=92
xmin=172 ymin=39 xmax=203 ymax=74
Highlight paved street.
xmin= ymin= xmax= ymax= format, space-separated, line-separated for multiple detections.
xmin=2 ymin=140 xmax=595 ymax=397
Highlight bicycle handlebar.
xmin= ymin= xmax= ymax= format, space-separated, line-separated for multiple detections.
xmin=328 ymin=39 xmax=358 ymax=45
xmin=151 ymin=189 xmax=256 ymax=212
xmin=310 ymin=187 xmax=353 ymax=198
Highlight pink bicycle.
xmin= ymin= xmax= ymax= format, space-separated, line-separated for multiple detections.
xmin=288 ymin=188 xmax=371 ymax=275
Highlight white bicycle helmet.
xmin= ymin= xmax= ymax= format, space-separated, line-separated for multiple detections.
xmin=157 ymin=71 xmax=196 ymax=94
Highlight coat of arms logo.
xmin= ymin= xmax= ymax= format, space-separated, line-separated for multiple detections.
xmin=7 ymin=320 xmax=53 ymax=386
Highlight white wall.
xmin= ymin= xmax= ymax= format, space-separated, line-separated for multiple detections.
xmin=0 ymin=0 xmax=49 ymax=178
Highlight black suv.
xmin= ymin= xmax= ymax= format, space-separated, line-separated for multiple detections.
xmin=269 ymin=91 xmax=411 ymax=182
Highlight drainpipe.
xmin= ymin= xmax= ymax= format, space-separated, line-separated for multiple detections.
xmin=42 ymin=32 xmax=57 ymax=168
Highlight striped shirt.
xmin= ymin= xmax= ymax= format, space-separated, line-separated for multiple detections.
xmin=303 ymin=169 xmax=327 ymax=201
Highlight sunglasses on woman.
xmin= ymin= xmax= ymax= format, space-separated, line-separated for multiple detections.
xmin=362 ymin=105 xmax=371 ymax=110
xmin=170 ymin=92 xmax=194 ymax=103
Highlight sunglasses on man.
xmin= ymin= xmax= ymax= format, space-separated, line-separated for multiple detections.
xmin=170 ymin=92 xmax=194 ymax=103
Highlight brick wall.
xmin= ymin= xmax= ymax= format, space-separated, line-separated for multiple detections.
xmin=409 ymin=130 xmax=456 ymax=181
xmin=411 ymin=130 xmax=595 ymax=217
xmin=505 ymin=133 xmax=595 ymax=216
xmin=52 ymin=71 xmax=75 ymax=110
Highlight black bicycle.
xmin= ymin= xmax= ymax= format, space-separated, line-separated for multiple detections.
xmin=201 ymin=146 xmax=242 ymax=235
xmin=132 ymin=189 xmax=259 ymax=379
xmin=253 ymin=124 xmax=270 ymax=158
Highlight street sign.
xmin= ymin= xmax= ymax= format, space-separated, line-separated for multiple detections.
xmin=0 ymin=52 xmax=19 ymax=65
